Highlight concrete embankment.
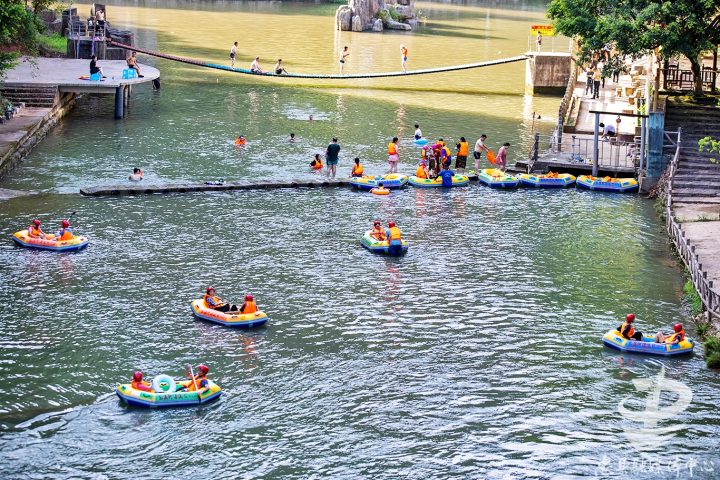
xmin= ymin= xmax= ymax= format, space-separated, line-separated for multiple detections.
xmin=0 ymin=92 xmax=76 ymax=177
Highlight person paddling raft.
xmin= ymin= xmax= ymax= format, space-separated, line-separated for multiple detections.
xmin=53 ymin=220 xmax=73 ymax=242
xmin=204 ymin=287 xmax=239 ymax=312
xmin=183 ymin=364 xmax=210 ymax=395
xmin=619 ymin=313 xmax=643 ymax=341
xmin=655 ymin=324 xmax=685 ymax=344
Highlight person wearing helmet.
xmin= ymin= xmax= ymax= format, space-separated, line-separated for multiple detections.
xmin=619 ymin=313 xmax=643 ymax=341
xmin=203 ymin=287 xmax=239 ymax=312
xmin=28 ymin=219 xmax=46 ymax=239
xmin=130 ymin=371 xmax=154 ymax=392
xmin=53 ymin=219 xmax=74 ymax=241
xmin=184 ymin=364 xmax=210 ymax=395
xmin=386 ymin=221 xmax=403 ymax=257
xmin=239 ymin=294 xmax=257 ymax=314
xmin=370 ymin=220 xmax=386 ymax=241
xmin=655 ymin=324 xmax=686 ymax=344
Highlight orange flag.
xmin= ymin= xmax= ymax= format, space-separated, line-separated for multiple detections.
xmin=487 ymin=150 xmax=496 ymax=165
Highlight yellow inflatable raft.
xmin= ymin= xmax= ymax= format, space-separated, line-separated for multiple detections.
xmin=12 ymin=230 xmax=89 ymax=251
xmin=191 ymin=299 xmax=268 ymax=327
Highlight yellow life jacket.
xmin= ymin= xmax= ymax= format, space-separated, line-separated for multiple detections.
xmin=388 ymin=143 xmax=398 ymax=155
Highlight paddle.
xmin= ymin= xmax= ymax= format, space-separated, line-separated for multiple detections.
xmin=187 ymin=364 xmax=203 ymax=402
xmin=66 ymin=211 xmax=77 ymax=223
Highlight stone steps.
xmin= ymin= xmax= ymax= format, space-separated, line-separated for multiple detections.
xmin=672 ymin=188 xmax=720 ymax=197
xmin=0 ymin=87 xmax=59 ymax=108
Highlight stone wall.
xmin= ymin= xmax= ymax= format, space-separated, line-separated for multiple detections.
xmin=525 ymin=53 xmax=573 ymax=95
xmin=337 ymin=0 xmax=416 ymax=32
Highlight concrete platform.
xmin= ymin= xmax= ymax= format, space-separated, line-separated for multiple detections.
xmin=680 ymin=221 xmax=720 ymax=289
xmin=2 ymin=57 xmax=159 ymax=94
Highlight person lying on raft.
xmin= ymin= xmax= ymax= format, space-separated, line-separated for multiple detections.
xmin=654 ymin=323 xmax=685 ymax=344
xmin=234 ymin=135 xmax=246 ymax=146
xmin=182 ymin=364 xmax=210 ymax=395
xmin=350 ymin=157 xmax=364 ymax=177
xmin=619 ymin=313 xmax=643 ymax=341
xmin=310 ymin=154 xmax=323 ymax=169
xmin=204 ymin=287 xmax=239 ymax=312
xmin=131 ymin=371 xmax=154 ymax=392
xmin=28 ymin=219 xmax=46 ymax=239
xmin=415 ymin=160 xmax=430 ymax=179
xmin=370 ymin=220 xmax=387 ymax=241
xmin=53 ymin=220 xmax=73 ymax=241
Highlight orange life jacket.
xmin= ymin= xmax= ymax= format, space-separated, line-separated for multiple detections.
xmin=186 ymin=374 xmax=206 ymax=392
xmin=441 ymin=146 xmax=451 ymax=159
xmin=458 ymin=142 xmax=469 ymax=156
xmin=58 ymin=229 xmax=73 ymax=241
xmin=665 ymin=330 xmax=685 ymax=343
xmin=389 ymin=227 xmax=401 ymax=241
xmin=416 ymin=166 xmax=428 ymax=178
xmin=131 ymin=380 xmax=152 ymax=392
xmin=388 ymin=143 xmax=398 ymax=155
xmin=241 ymin=300 xmax=257 ymax=314
xmin=620 ymin=321 xmax=634 ymax=339
xmin=352 ymin=164 xmax=363 ymax=176
xmin=235 ymin=137 xmax=246 ymax=145
xmin=204 ymin=294 xmax=225 ymax=309
xmin=401 ymin=47 xmax=408 ymax=57
xmin=371 ymin=226 xmax=386 ymax=240
xmin=28 ymin=226 xmax=41 ymax=237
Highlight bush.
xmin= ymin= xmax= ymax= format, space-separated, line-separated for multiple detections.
xmin=697 ymin=321 xmax=709 ymax=337
xmin=37 ymin=33 xmax=66 ymax=54
xmin=704 ymin=336 xmax=720 ymax=356
xmin=706 ymin=352 xmax=720 ymax=369
xmin=682 ymin=280 xmax=703 ymax=317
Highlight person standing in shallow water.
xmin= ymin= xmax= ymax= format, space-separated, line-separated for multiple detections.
xmin=400 ymin=44 xmax=408 ymax=73
xmin=230 ymin=42 xmax=237 ymax=70
xmin=326 ymin=137 xmax=341 ymax=180
xmin=340 ymin=46 xmax=349 ymax=74
xmin=388 ymin=137 xmax=400 ymax=174
xmin=495 ymin=143 xmax=510 ymax=172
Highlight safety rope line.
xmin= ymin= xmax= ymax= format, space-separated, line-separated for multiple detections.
xmin=110 ymin=41 xmax=527 ymax=79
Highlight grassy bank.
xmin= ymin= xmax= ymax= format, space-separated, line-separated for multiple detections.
xmin=37 ymin=34 xmax=66 ymax=56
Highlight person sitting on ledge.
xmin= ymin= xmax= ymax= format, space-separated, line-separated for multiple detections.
xmin=89 ymin=55 xmax=106 ymax=79
xmin=204 ymin=287 xmax=239 ymax=312
xmin=619 ymin=313 xmax=643 ymax=341
xmin=129 ymin=168 xmax=143 ymax=181
xmin=274 ymin=59 xmax=289 ymax=75
xmin=126 ymin=52 xmax=144 ymax=78
xmin=250 ymin=57 xmax=265 ymax=74
xmin=655 ymin=324 xmax=685 ymax=344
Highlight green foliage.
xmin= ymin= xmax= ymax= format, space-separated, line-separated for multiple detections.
xmin=374 ymin=6 xmax=402 ymax=26
xmin=682 ymin=280 xmax=703 ymax=316
xmin=706 ymin=352 xmax=720 ymax=369
xmin=697 ymin=321 xmax=709 ymax=337
xmin=547 ymin=0 xmax=720 ymax=95
xmin=705 ymin=337 xmax=720 ymax=368
xmin=699 ymin=136 xmax=720 ymax=164
xmin=0 ymin=0 xmax=43 ymax=80
xmin=37 ymin=33 xmax=66 ymax=54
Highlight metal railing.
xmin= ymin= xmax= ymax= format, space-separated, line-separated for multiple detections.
xmin=526 ymin=36 xmax=573 ymax=54
xmin=527 ymin=134 xmax=641 ymax=173
xmin=557 ymin=64 xmax=579 ymax=149
xmin=665 ymin=128 xmax=720 ymax=321
xmin=662 ymin=67 xmax=718 ymax=91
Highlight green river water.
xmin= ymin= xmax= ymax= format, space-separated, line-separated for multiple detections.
xmin=0 ymin=1 xmax=718 ymax=478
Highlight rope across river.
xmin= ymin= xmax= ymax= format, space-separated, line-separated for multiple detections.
xmin=110 ymin=41 xmax=527 ymax=79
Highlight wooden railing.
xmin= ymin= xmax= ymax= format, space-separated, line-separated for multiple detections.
xmin=665 ymin=127 xmax=720 ymax=321
xmin=556 ymin=63 xmax=579 ymax=150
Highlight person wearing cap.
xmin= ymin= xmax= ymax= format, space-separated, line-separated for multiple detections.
xmin=619 ymin=313 xmax=643 ymax=341
xmin=130 ymin=371 xmax=154 ymax=392
xmin=184 ymin=364 xmax=210 ymax=395
xmin=370 ymin=221 xmax=386 ymax=241
xmin=655 ymin=324 xmax=686 ymax=344
xmin=400 ymin=44 xmax=408 ymax=73
xmin=385 ymin=222 xmax=403 ymax=257
xmin=53 ymin=220 xmax=74 ymax=241
xmin=27 ymin=219 xmax=46 ymax=239
xmin=239 ymin=294 xmax=257 ymax=314
xmin=203 ymin=287 xmax=239 ymax=312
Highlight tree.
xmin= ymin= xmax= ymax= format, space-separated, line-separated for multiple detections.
xmin=547 ymin=0 xmax=720 ymax=95
xmin=0 ymin=0 xmax=41 ymax=80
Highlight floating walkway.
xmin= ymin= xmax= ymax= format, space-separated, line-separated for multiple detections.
xmin=110 ymin=41 xmax=527 ymax=80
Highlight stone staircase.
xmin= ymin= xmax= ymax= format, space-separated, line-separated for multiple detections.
xmin=0 ymin=86 xmax=59 ymax=109
xmin=665 ymin=96 xmax=720 ymax=204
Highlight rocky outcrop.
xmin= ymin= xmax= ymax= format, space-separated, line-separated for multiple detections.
xmin=337 ymin=0 xmax=416 ymax=32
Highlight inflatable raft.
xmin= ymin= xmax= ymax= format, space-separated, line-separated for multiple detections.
xmin=360 ymin=230 xmax=408 ymax=254
xmin=191 ymin=299 xmax=268 ymax=327
xmin=577 ymin=175 xmax=638 ymax=193
xmin=413 ymin=138 xmax=428 ymax=145
xmin=408 ymin=174 xmax=470 ymax=188
xmin=349 ymin=174 xmax=409 ymax=190
xmin=477 ymin=169 xmax=519 ymax=188
xmin=602 ymin=330 xmax=694 ymax=357
xmin=116 ymin=378 xmax=222 ymax=408
xmin=517 ymin=172 xmax=576 ymax=188
xmin=12 ymin=230 xmax=89 ymax=252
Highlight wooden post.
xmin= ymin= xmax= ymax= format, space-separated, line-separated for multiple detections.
xmin=713 ymin=47 xmax=718 ymax=93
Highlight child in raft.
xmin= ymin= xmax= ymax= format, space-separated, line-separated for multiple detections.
xmin=234 ymin=135 xmax=246 ymax=146
xmin=415 ymin=160 xmax=430 ymax=179
xmin=372 ymin=182 xmax=388 ymax=194
xmin=350 ymin=157 xmax=363 ymax=177
xmin=370 ymin=220 xmax=387 ymax=241
xmin=131 ymin=372 xmax=154 ymax=392
xmin=310 ymin=154 xmax=323 ymax=169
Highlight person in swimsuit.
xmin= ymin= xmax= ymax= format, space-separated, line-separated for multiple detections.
xmin=274 ymin=59 xmax=288 ymax=75
xmin=230 ymin=42 xmax=238 ymax=70
xmin=126 ymin=52 xmax=144 ymax=78
xmin=340 ymin=46 xmax=349 ymax=74
xmin=400 ymin=44 xmax=408 ymax=73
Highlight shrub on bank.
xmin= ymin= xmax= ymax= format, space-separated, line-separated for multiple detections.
xmin=705 ymin=337 xmax=720 ymax=368
xmin=37 ymin=33 xmax=66 ymax=54
xmin=683 ymin=280 xmax=703 ymax=317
